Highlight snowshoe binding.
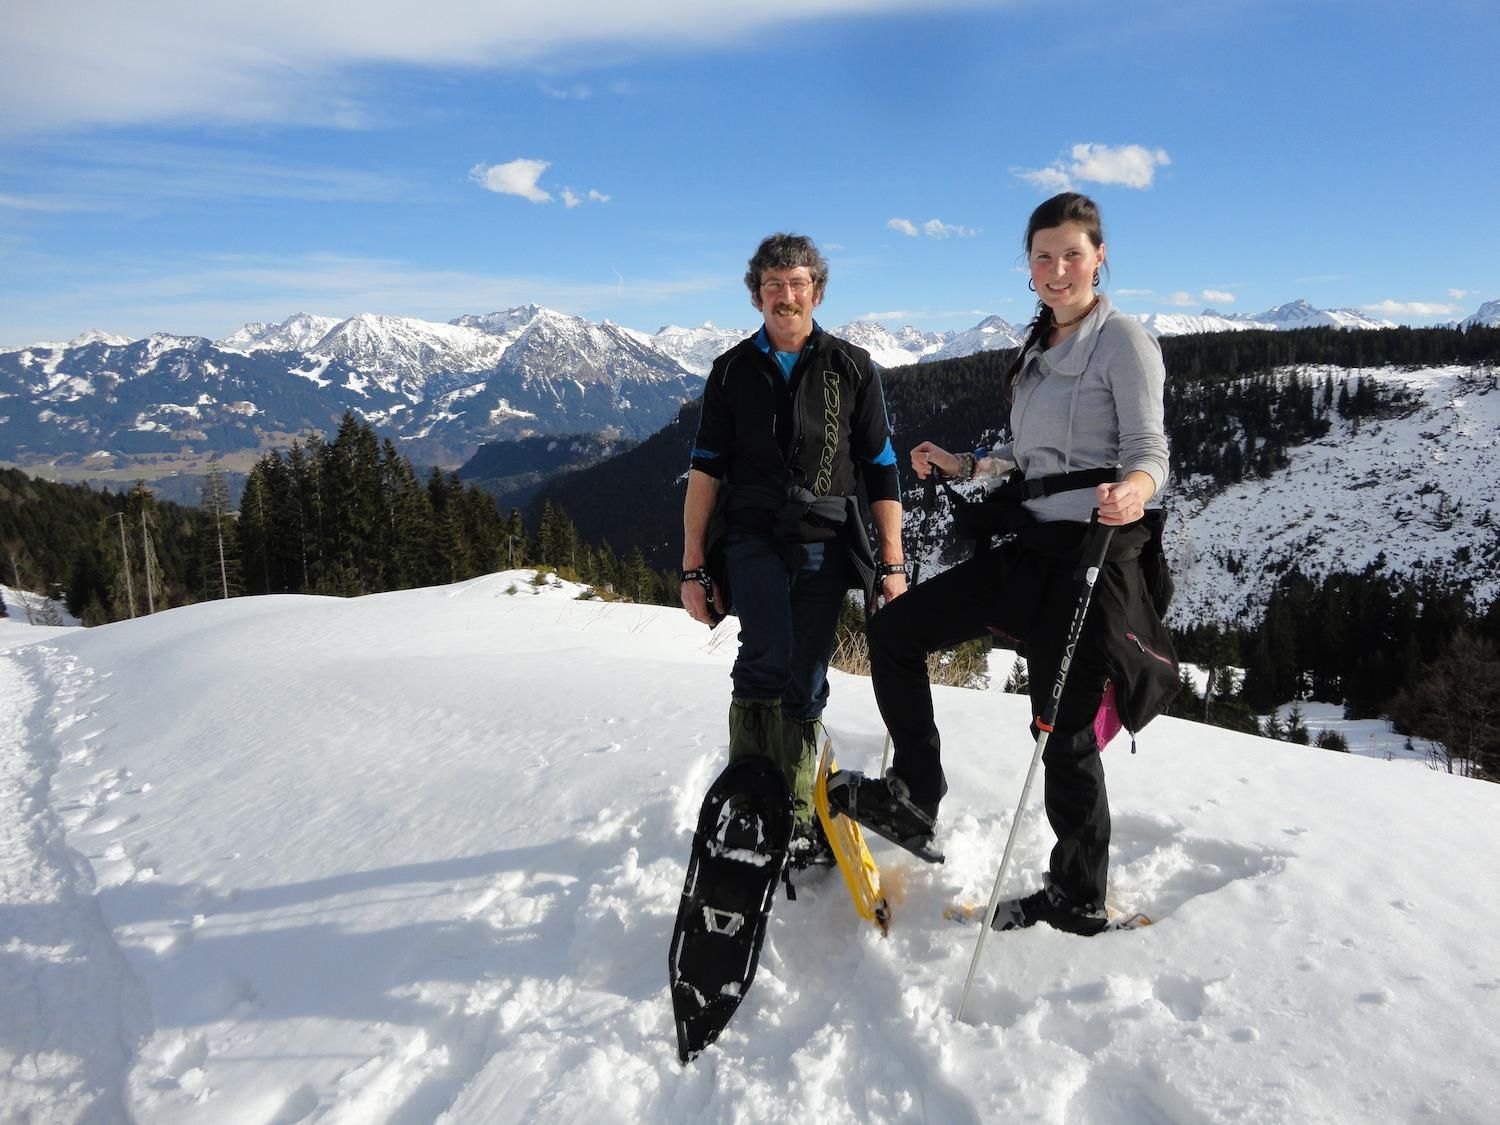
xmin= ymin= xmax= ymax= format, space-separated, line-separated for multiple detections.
xmin=824 ymin=768 xmax=944 ymax=864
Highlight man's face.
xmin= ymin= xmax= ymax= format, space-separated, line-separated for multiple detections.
xmin=753 ymin=266 xmax=821 ymax=344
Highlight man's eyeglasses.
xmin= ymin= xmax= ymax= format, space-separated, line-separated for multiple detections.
xmin=761 ymin=278 xmax=816 ymax=295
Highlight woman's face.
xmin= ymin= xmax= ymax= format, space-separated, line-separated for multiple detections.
xmin=1028 ymin=222 xmax=1105 ymax=322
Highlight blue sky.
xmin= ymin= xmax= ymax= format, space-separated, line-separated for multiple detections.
xmin=1 ymin=0 xmax=1495 ymax=345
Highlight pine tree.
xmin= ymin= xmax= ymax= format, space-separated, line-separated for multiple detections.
xmin=1002 ymin=656 xmax=1029 ymax=694
xmin=1285 ymin=702 xmax=1311 ymax=745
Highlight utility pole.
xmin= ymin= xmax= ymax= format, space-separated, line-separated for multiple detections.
xmin=140 ymin=508 xmax=156 ymax=615
xmin=106 ymin=512 xmax=135 ymax=618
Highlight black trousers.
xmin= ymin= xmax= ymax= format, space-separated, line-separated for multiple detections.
xmin=867 ymin=538 xmax=1116 ymax=908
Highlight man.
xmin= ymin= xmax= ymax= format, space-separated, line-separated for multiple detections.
xmin=680 ymin=232 xmax=907 ymax=861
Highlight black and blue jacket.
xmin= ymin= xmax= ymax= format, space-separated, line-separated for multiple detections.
xmin=689 ymin=323 xmax=901 ymax=543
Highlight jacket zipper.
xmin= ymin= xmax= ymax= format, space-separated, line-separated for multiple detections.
xmin=1125 ymin=631 xmax=1175 ymax=668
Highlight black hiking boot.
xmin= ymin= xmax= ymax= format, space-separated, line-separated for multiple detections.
xmin=990 ymin=884 xmax=1109 ymax=936
xmin=824 ymin=769 xmax=944 ymax=864
xmin=787 ymin=816 xmax=836 ymax=870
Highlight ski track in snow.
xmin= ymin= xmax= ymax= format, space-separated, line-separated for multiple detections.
xmin=1 ymin=576 xmax=1499 ymax=1123
xmin=0 ymin=641 xmax=149 ymax=1121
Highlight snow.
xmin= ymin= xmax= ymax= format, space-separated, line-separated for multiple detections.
xmin=3 ymin=574 xmax=1499 ymax=1123
xmin=1168 ymin=364 xmax=1500 ymax=624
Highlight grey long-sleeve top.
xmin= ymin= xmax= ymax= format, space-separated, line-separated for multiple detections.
xmin=989 ymin=293 xmax=1169 ymax=524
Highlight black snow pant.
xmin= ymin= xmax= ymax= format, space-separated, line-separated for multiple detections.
xmin=867 ymin=528 xmax=1136 ymax=909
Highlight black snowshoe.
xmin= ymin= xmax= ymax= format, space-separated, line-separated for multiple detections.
xmin=824 ymin=768 xmax=944 ymax=864
xmin=668 ymin=757 xmax=794 ymax=1063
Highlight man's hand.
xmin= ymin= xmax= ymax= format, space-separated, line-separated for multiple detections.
xmin=681 ymin=575 xmax=723 ymax=627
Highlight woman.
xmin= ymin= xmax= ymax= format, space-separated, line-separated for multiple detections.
xmin=827 ymin=191 xmax=1173 ymax=935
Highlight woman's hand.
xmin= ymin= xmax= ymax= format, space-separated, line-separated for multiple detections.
xmin=879 ymin=571 xmax=908 ymax=605
xmin=910 ymin=442 xmax=959 ymax=480
xmin=1095 ymin=472 xmax=1155 ymax=526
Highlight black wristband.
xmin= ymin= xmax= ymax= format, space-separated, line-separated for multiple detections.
xmin=681 ymin=567 xmax=712 ymax=589
xmin=877 ymin=561 xmax=908 ymax=579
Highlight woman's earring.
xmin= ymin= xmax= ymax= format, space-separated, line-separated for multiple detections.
xmin=1027 ymin=279 xmax=1036 ymax=292
xmin=1093 ymin=270 xmax=1101 ymax=287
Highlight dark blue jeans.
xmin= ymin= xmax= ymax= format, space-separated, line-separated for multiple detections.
xmin=723 ymin=528 xmax=849 ymax=722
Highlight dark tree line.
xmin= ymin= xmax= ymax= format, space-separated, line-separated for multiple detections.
xmin=3 ymin=468 xmax=210 ymax=624
xmin=2 ymin=415 xmax=673 ymax=623
xmin=232 ymin=414 xmax=669 ymax=603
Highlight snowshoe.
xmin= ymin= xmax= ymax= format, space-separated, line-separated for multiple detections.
xmin=824 ymin=768 xmax=944 ymax=864
xmin=668 ymin=757 xmax=794 ymax=1063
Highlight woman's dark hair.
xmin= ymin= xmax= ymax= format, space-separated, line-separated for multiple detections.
xmin=1001 ymin=192 xmax=1106 ymax=400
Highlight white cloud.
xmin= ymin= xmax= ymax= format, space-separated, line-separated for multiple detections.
xmin=1 ymin=2 xmax=1001 ymax=131
xmin=540 ymin=81 xmax=593 ymax=100
xmin=561 ymin=187 xmax=611 ymax=208
xmin=1014 ymin=143 xmax=1171 ymax=193
xmin=1201 ymin=289 xmax=1235 ymax=304
xmin=1362 ymin=299 xmax=1461 ymax=317
xmin=889 ymin=216 xmax=978 ymax=239
xmin=1448 ymin=288 xmax=1473 ymax=300
xmin=470 ymin=159 xmax=552 ymax=203
xmin=1015 ymin=166 xmax=1074 ymax=193
xmin=0 ymin=249 xmax=724 ymax=343
xmin=0 ymin=192 xmax=81 ymax=212
xmin=922 ymin=219 xmax=979 ymax=239
xmin=1166 ymin=291 xmax=1197 ymax=307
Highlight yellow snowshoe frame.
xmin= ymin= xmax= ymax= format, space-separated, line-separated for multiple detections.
xmin=814 ymin=738 xmax=891 ymax=936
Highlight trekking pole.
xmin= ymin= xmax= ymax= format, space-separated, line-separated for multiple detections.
xmin=956 ymin=513 xmax=1115 ymax=1022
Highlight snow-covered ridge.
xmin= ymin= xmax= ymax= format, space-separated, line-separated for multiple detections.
xmin=1168 ymin=363 xmax=1500 ymax=624
xmin=1461 ymin=299 xmax=1500 ymax=329
xmin=217 ymin=312 xmax=339 ymax=354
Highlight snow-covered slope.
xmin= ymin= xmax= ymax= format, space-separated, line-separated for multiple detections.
xmin=1461 ymin=299 xmax=1500 ymax=329
xmin=1227 ymin=299 xmax=1396 ymax=332
xmin=302 ymin=313 xmax=511 ymax=398
xmin=920 ymin=314 xmax=1024 ymax=362
xmin=2 ymin=578 xmax=1497 ymax=1122
xmin=834 ymin=320 xmax=950 ymax=368
xmin=1136 ymin=311 xmax=1271 ymax=335
xmin=644 ymin=322 xmax=747 ymax=376
xmin=216 ymin=313 xmax=340 ymax=355
xmin=1167 ymin=364 xmax=1500 ymax=625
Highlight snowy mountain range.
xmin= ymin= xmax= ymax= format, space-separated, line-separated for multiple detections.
xmin=0 ymin=299 xmax=1489 ymax=471
xmin=0 ymin=307 xmax=705 ymax=466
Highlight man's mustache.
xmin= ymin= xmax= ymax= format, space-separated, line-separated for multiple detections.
xmin=773 ymin=303 xmax=803 ymax=316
